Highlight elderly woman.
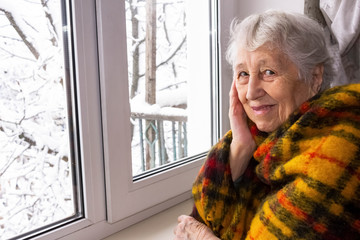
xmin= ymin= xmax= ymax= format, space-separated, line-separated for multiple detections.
xmin=174 ymin=10 xmax=360 ymax=240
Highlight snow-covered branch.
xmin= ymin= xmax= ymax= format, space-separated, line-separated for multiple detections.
xmin=40 ymin=0 xmax=58 ymax=47
xmin=0 ymin=8 xmax=40 ymax=59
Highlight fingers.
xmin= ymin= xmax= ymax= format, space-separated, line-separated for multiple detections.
xmin=174 ymin=215 xmax=187 ymax=234
xmin=173 ymin=215 xmax=200 ymax=240
xmin=173 ymin=223 xmax=185 ymax=240
xmin=174 ymin=215 xmax=189 ymax=240
xmin=174 ymin=215 xmax=219 ymax=240
xmin=229 ymin=79 xmax=238 ymax=103
xmin=229 ymin=80 xmax=246 ymax=125
xmin=177 ymin=214 xmax=189 ymax=222
xmin=229 ymin=79 xmax=244 ymax=112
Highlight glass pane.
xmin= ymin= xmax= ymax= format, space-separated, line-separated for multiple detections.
xmin=0 ymin=0 xmax=80 ymax=238
xmin=125 ymin=0 xmax=212 ymax=176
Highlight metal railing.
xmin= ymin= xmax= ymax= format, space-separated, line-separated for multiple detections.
xmin=131 ymin=111 xmax=188 ymax=171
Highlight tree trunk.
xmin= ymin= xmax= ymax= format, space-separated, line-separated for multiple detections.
xmin=145 ymin=0 xmax=156 ymax=170
xmin=130 ymin=0 xmax=140 ymax=99
xmin=129 ymin=0 xmax=140 ymax=148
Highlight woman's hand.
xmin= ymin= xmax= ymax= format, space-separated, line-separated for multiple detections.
xmin=229 ymin=79 xmax=256 ymax=181
xmin=173 ymin=215 xmax=219 ymax=240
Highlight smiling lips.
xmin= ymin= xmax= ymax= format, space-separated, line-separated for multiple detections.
xmin=251 ymin=105 xmax=275 ymax=115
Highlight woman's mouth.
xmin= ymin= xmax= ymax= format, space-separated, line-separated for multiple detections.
xmin=251 ymin=105 xmax=275 ymax=115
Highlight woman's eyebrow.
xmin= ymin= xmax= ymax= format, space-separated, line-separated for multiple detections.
xmin=234 ymin=63 xmax=245 ymax=71
xmin=234 ymin=56 xmax=282 ymax=70
xmin=258 ymin=58 xmax=283 ymax=69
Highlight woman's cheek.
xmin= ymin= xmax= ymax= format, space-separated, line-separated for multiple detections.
xmin=236 ymin=86 xmax=247 ymax=103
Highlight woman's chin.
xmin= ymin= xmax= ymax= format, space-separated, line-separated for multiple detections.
xmin=255 ymin=121 xmax=279 ymax=133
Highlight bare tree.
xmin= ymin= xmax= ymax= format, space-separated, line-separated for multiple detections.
xmin=126 ymin=0 xmax=187 ymax=171
xmin=145 ymin=0 xmax=157 ymax=169
xmin=128 ymin=0 xmax=144 ymax=99
xmin=0 ymin=1 xmax=73 ymax=237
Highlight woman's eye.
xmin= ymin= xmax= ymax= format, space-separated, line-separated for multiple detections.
xmin=264 ymin=69 xmax=275 ymax=75
xmin=237 ymin=71 xmax=249 ymax=78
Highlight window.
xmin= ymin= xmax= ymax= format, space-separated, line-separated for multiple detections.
xmin=124 ymin=0 xmax=213 ymax=176
xmin=98 ymin=0 xmax=218 ymax=223
xmin=0 ymin=0 xmax=81 ymax=238
xmin=0 ymin=0 xmax=231 ymax=238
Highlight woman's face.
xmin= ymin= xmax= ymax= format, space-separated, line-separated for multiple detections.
xmin=234 ymin=44 xmax=316 ymax=132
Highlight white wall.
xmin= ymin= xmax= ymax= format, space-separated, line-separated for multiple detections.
xmin=219 ymin=0 xmax=304 ymax=135
xmin=234 ymin=0 xmax=304 ymax=20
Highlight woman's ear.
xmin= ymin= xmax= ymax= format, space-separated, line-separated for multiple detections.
xmin=312 ymin=64 xmax=324 ymax=93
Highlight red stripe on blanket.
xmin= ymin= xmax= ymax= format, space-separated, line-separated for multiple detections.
xmin=250 ymin=124 xmax=259 ymax=136
xmin=207 ymin=157 xmax=217 ymax=169
xmin=307 ymin=151 xmax=345 ymax=167
xmin=254 ymin=141 xmax=275 ymax=159
xmin=311 ymin=106 xmax=360 ymax=122
xmin=330 ymin=111 xmax=360 ymax=122
xmin=313 ymin=106 xmax=329 ymax=118
xmin=203 ymin=178 xmax=210 ymax=187
xmin=306 ymin=151 xmax=360 ymax=180
xmin=277 ymin=190 xmax=343 ymax=238
xmin=313 ymin=223 xmax=327 ymax=233
xmin=300 ymin=101 xmax=310 ymax=114
xmin=277 ymin=190 xmax=310 ymax=221
xmin=353 ymin=219 xmax=360 ymax=232
xmin=263 ymin=153 xmax=272 ymax=182
xmin=204 ymin=157 xmax=222 ymax=178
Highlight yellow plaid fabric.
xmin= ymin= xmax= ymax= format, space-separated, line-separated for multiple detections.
xmin=191 ymin=84 xmax=360 ymax=240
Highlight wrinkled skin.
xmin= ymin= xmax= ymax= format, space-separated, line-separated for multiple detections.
xmin=173 ymin=215 xmax=219 ymax=240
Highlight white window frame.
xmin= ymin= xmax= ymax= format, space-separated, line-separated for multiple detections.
xmin=97 ymin=0 xmax=213 ymax=223
xmin=34 ymin=0 xmax=107 ymax=239
xmin=31 ymin=0 xmax=237 ymax=239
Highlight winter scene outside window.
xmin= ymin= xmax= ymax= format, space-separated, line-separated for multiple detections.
xmin=127 ymin=0 xmax=212 ymax=176
xmin=0 ymin=0 xmax=80 ymax=239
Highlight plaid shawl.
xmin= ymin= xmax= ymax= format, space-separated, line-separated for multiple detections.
xmin=191 ymin=84 xmax=360 ymax=240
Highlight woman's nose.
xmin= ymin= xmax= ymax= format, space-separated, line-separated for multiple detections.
xmin=246 ymin=74 xmax=265 ymax=100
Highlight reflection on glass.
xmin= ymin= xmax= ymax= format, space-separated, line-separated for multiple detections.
xmin=0 ymin=0 xmax=79 ymax=238
xmin=125 ymin=0 xmax=212 ymax=176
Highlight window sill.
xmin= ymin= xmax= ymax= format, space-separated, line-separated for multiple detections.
xmin=104 ymin=199 xmax=193 ymax=240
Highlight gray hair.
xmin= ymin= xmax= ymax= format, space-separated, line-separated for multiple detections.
xmin=226 ymin=10 xmax=333 ymax=92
